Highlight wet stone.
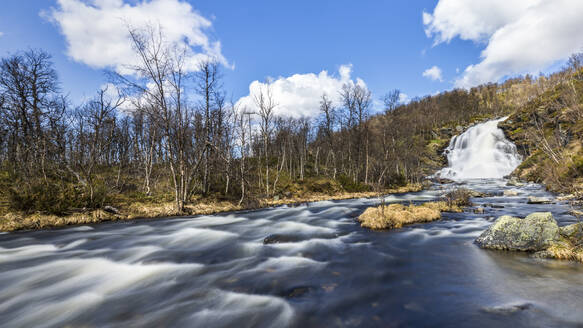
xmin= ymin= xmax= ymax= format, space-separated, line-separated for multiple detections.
xmin=503 ymin=190 xmax=519 ymax=196
xmin=527 ymin=196 xmax=553 ymax=204
xmin=263 ymin=234 xmax=304 ymax=244
xmin=475 ymin=212 xmax=561 ymax=251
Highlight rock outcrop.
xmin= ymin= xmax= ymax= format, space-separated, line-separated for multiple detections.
xmin=475 ymin=212 xmax=560 ymax=251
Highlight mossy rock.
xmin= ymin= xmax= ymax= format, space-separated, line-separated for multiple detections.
xmin=560 ymin=223 xmax=583 ymax=244
xmin=475 ymin=212 xmax=560 ymax=251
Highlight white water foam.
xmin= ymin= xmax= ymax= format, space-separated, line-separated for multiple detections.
xmin=437 ymin=117 xmax=522 ymax=180
xmin=0 ymin=258 xmax=203 ymax=327
xmin=188 ymin=290 xmax=294 ymax=328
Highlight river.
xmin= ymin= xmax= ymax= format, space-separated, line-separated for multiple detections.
xmin=1 ymin=119 xmax=583 ymax=327
xmin=1 ymin=179 xmax=583 ymax=327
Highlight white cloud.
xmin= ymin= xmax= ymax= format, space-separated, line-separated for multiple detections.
xmin=423 ymin=0 xmax=536 ymax=45
xmin=0 ymin=32 xmax=4 ymax=37
xmin=46 ymin=0 xmax=227 ymax=74
xmin=398 ymin=93 xmax=409 ymax=104
xmin=422 ymin=66 xmax=443 ymax=82
xmin=424 ymin=0 xmax=583 ymax=88
xmin=236 ymin=65 xmax=366 ymax=118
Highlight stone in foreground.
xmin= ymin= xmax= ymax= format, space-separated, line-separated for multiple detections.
xmin=475 ymin=212 xmax=560 ymax=251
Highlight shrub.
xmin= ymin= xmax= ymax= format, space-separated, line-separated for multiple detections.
xmin=443 ymin=188 xmax=473 ymax=207
xmin=338 ymin=175 xmax=373 ymax=193
xmin=386 ymin=172 xmax=408 ymax=188
xmin=8 ymin=181 xmax=110 ymax=215
xmin=306 ymin=177 xmax=341 ymax=194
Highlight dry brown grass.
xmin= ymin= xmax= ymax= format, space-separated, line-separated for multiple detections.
xmin=545 ymin=240 xmax=583 ymax=263
xmin=358 ymin=203 xmax=442 ymax=230
xmin=422 ymin=201 xmax=463 ymax=213
xmin=0 ymin=184 xmax=424 ymax=232
xmin=0 ymin=210 xmax=122 ymax=231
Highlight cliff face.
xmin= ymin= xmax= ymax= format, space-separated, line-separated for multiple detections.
xmin=499 ymin=68 xmax=583 ymax=193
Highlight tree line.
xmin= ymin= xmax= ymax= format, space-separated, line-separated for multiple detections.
xmin=0 ymin=26 xmax=563 ymax=214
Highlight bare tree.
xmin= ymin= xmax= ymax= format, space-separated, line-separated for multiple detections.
xmin=383 ymin=89 xmax=401 ymax=112
xmin=0 ymin=49 xmax=66 ymax=181
xmin=195 ymin=59 xmax=221 ymax=194
xmin=319 ymin=94 xmax=337 ymax=178
xmin=74 ymin=86 xmax=125 ymax=206
xmin=114 ymin=25 xmax=208 ymax=212
xmin=254 ymin=83 xmax=277 ymax=196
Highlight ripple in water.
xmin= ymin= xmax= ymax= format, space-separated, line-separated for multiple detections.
xmin=1 ymin=181 xmax=583 ymax=327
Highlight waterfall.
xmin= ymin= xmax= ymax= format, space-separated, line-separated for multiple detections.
xmin=437 ymin=117 xmax=522 ymax=180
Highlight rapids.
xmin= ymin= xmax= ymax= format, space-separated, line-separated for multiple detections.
xmin=1 ymin=180 xmax=583 ymax=327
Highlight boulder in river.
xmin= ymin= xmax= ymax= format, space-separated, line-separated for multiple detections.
xmin=527 ymin=196 xmax=553 ymax=204
xmin=475 ymin=212 xmax=560 ymax=251
xmin=263 ymin=234 xmax=304 ymax=244
xmin=506 ymin=177 xmax=525 ymax=187
xmin=503 ymin=190 xmax=519 ymax=197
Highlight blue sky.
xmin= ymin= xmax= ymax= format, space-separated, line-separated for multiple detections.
xmin=1 ymin=0 xmax=582 ymax=116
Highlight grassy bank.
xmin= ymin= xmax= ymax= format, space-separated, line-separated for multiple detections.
xmin=0 ymin=184 xmax=422 ymax=232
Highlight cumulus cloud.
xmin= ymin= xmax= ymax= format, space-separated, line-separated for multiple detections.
xmin=422 ymin=66 xmax=443 ymax=82
xmin=236 ymin=65 xmax=366 ymax=118
xmin=398 ymin=93 xmax=410 ymax=104
xmin=423 ymin=0 xmax=583 ymax=88
xmin=46 ymin=0 xmax=227 ymax=74
xmin=0 ymin=32 xmax=4 ymax=37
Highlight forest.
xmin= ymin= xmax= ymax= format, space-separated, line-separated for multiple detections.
xmin=0 ymin=26 xmax=580 ymax=229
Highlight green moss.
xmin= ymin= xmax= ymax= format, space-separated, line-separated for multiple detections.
xmin=509 ymin=127 xmax=524 ymax=136
xmin=518 ymin=151 xmax=542 ymax=170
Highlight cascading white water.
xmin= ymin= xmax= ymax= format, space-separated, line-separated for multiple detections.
xmin=437 ymin=117 xmax=522 ymax=180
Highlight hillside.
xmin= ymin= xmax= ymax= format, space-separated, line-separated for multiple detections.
xmin=500 ymin=66 xmax=583 ymax=194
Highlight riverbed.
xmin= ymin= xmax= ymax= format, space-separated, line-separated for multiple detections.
xmin=1 ymin=180 xmax=582 ymax=327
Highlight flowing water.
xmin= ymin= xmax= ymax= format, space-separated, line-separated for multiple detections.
xmin=437 ymin=117 xmax=523 ymax=180
xmin=1 ymin=119 xmax=583 ymax=327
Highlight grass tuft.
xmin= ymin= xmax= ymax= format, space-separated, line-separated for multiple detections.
xmin=358 ymin=203 xmax=441 ymax=230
